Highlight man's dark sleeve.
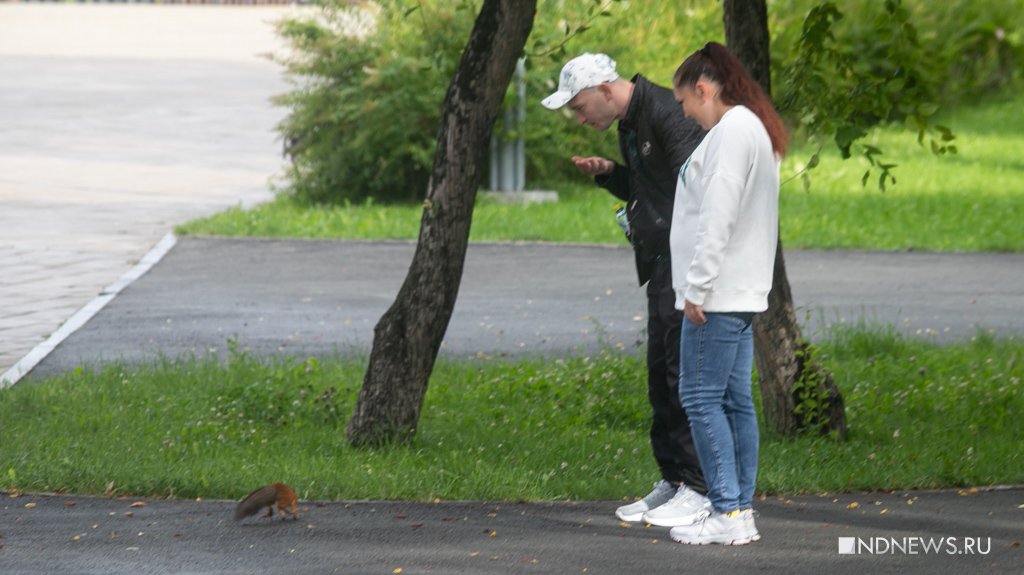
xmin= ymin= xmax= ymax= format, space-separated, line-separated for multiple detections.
xmin=595 ymin=162 xmax=630 ymax=201
xmin=657 ymin=104 xmax=705 ymax=176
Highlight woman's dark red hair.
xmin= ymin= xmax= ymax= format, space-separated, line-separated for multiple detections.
xmin=673 ymin=42 xmax=788 ymax=157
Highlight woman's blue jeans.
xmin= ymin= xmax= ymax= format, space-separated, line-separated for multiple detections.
xmin=679 ymin=312 xmax=758 ymax=513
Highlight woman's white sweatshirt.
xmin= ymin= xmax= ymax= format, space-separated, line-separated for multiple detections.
xmin=670 ymin=105 xmax=779 ymax=313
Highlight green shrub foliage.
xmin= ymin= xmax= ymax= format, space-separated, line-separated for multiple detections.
xmin=272 ymin=0 xmax=1022 ymax=205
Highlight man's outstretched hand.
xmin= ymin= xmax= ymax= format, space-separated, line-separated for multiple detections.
xmin=571 ymin=156 xmax=615 ymax=176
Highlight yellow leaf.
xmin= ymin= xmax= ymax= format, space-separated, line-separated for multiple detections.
xmin=846 ymin=502 xmax=860 ymax=509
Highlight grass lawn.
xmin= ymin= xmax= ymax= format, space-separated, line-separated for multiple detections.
xmin=177 ymin=95 xmax=1024 ymax=253
xmin=2 ymin=328 xmax=1021 ymax=501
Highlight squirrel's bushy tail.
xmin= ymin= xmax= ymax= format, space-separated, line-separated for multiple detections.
xmin=235 ymin=485 xmax=278 ymax=521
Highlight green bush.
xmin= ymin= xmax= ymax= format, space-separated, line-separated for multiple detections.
xmin=272 ymin=0 xmax=1023 ymax=205
xmin=273 ymin=2 xmax=473 ymax=204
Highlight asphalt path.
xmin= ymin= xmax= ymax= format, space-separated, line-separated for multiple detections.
xmin=2 ymin=487 xmax=1021 ymax=574
xmin=23 ymin=237 xmax=1024 ymax=380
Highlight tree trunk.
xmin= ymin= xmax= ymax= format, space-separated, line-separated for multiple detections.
xmin=346 ymin=0 xmax=537 ymax=446
xmin=723 ymin=0 xmax=847 ymax=438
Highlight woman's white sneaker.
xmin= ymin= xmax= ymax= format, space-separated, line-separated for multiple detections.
xmin=740 ymin=508 xmax=761 ymax=542
xmin=670 ymin=509 xmax=753 ymax=545
xmin=641 ymin=484 xmax=712 ymax=527
xmin=615 ymin=480 xmax=677 ymax=522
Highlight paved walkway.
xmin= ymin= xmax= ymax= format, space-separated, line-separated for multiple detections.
xmin=0 ymin=3 xmax=295 ymax=379
xmin=2 ymin=487 xmax=1022 ymax=574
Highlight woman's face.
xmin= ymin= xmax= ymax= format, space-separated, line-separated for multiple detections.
xmin=673 ymin=82 xmax=714 ymax=130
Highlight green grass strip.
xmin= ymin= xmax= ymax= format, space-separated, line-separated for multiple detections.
xmin=3 ymin=327 xmax=1020 ymax=500
xmin=178 ymin=96 xmax=1024 ymax=253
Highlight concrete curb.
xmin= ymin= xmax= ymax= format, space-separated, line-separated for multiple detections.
xmin=0 ymin=233 xmax=177 ymax=389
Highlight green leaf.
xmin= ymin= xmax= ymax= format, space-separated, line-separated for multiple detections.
xmin=835 ymin=125 xmax=867 ymax=159
xmin=917 ymin=103 xmax=940 ymax=117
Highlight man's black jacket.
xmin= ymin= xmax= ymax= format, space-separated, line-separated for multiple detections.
xmin=595 ymin=74 xmax=705 ymax=286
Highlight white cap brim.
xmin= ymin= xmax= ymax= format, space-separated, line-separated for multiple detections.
xmin=541 ymin=90 xmax=573 ymax=110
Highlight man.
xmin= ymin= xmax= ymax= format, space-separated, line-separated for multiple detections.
xmin=541 ymin=53 xmax=710 ymax=526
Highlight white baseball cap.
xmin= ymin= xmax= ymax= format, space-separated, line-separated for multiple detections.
xmin=541 ymin=53 xmax=619 ymax=110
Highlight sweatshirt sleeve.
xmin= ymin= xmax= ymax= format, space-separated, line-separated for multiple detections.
xmin=683 ymin=117 xmax=755 ymax=306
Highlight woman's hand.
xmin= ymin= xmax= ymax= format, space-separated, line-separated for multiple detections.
xmin=683 ymin=300 xmax=706 ymax=325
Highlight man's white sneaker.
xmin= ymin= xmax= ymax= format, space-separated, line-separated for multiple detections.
xmin=670 ymin=509 xmax=753 ymax=545
xmin=641 ymin=484 xmax=712 ymax=527
xmin=615 ymin=480 xmax=677 ymax=522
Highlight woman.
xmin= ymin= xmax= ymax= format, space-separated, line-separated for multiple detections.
xmin=667 ymin=41 xmax=787 ymax=546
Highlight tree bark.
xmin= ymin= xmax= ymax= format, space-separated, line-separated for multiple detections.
xmin=346 ymin=0 xmax=537 ymax=446
xmin=723 ymin=0 xmax=846 ymax=438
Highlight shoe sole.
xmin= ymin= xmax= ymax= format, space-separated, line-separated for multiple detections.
xmin=642 ymin=511 xmax=709 ymax=527
xmin=615 ymin=510 xmax=645 ymax=522
xmin=671 ymin=534 xmax=753 ymax=546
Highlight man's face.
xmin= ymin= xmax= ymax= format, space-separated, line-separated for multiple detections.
xmin=567 ymin=86 xmax=616 ymax=132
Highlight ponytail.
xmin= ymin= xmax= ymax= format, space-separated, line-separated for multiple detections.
xmin=673 ymin=42 xmax=788 ymax=157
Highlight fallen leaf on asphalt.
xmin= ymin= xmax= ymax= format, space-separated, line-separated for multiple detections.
xmin=958 ymin=488 xmax=979 ymax=496
xmin=469 ymin=552 xmax=480 ymax=557
xmin=71 ymin=535 xmax=81 ymax=541
xmin=880 ymin=509 xmax=888 ymax=515
xmin=24 ymin=503 xmax=36 ymax=509
xmin=411 ymin=523 xmax=423 ymax=529
xmin=124 ymin=512 xmax=134 ymax=518
xmin=1017 ymin=504 xmax=1024 ymax=509
xmin=1010 ymin=541 xmax=1020 ymax=548
xmin=617 ymin=521 xmax=631 ymax=529
xmin=392 ymin=568 xmax=402 ymax=574
xmin=847 ymin=502 xmax=860 ymax=509
xmin=64 ymin=502 xmax=76 ymax=507
xmin=130 ymin=502 xmax=147 ymax=508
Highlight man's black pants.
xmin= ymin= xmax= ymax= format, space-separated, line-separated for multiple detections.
xmin=645 ymin=260 xmax=707 ymax=493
